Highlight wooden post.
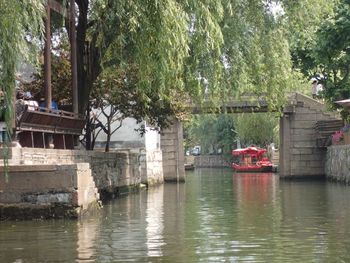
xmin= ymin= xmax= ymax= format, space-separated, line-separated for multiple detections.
xmin=44 ymin=3 xmax=52 ymax=110
xmin=70 ymin=0 xmax=78 ymax=114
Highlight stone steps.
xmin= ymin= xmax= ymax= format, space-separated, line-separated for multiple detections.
xmin=293 ymin=93 xmax=341 ymax=120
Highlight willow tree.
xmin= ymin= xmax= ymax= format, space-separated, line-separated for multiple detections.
xmin=74 ymin=0 xmax=335 ymax=130
xmin=235 ymin=112 xmax=279 ymax=147
xmin=182 ymin=0 xmax=335 ymax=156
xmin=185 ymin=114 xmax=236 ymax=154
xmin=75 ymin=1 xmax=224 ymax=118
xmin=2 ymin=1 xmax=336 ymax=129
xmin=0 ymin=1 xmax=44 ymax=138
xmin=0 ymin=1 xmax=43 ymax=180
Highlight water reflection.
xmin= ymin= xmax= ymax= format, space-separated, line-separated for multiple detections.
xmin=0 ymin=220 xmax=78 ymax=262
xmin=234 ymin=172 xmax=278 ymax=205
xmin=3 ymin=169 xmax=350 ymax=262
xmin=146 ymin=185 xmax=165 ymax=257
xmin=278 ymin=180 xmax=350 ymax=262
xmin=77 ymin=218 xmax=98 ymax=262
xmin=234 ymin=172 xmax=279 ymax=229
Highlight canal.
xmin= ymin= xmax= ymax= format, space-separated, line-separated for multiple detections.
xmin=1 ymin=168 xmax=350 ymax=262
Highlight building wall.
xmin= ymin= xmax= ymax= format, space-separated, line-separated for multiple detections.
xmin=93 ymin=113 xmax=164 ymax=186
xmin=94 ymin=117 xmax=145 ymax=149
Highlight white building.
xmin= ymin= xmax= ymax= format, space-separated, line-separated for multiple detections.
xmin=93 ymin=112 xmax=164 ymax=186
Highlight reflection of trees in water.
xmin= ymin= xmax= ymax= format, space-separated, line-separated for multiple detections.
xmin=77 ymin=218 xmax=99 ymax=262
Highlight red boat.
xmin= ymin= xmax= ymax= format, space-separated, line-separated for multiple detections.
xmin=231 ymin=147 xmax=273 ymax=172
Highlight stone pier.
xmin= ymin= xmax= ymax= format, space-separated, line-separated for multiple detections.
xmin=160 ymin=119 xmax=185 ymax=182
xmin=279 ymin=93 xmax=341 ymax=178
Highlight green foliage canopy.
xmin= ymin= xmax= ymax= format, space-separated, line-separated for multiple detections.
xmin=185 ymin=112 xmax=278 ymax=155
xmin=311 ymin=0 xmax=350 ymax=103
xmin=2 ymin=0 xmax=337 ymax=134
xmin=288 ymin=0 xmax=350 ymax=104
xmin=76 ymin=0 xmax=329 ymax=128
xmin=185 ymin=114 xmax=236 ymax=154
xmin=235 ymin=112 xmax=279 ymax=147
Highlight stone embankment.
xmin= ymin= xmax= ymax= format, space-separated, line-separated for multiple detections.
xmin=326 ymin=145 xmax=350 ymax=184
xmin=0 ymin=147 xmax=163 ymax=220
xmin=193 ymin=155 xmax=231 ymax=168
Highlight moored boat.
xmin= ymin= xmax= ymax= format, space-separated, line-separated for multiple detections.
xmin=231 ymin=147 xmax=274 ymax=172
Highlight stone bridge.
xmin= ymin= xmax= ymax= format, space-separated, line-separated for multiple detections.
xmin=160 ymin=92 xmax=342 ymax=181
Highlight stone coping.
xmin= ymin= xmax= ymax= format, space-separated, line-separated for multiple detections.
xmin=0 ymin=163 xmax=90 ymax=173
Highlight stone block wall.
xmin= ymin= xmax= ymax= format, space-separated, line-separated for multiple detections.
xmin=2 ymin=147 xmax=141 ymax=193
xmin=325 ymin=145 xmax=350 ymax=184
xmin=0 ymin=163 xmax=99 ymax=219
xmin=280 ymin=93 xmax=340 ymax=178
xmin=194 ymin=155 xmax=231 ymax=168
xmin=81 ymin=150 xmax=141 ymax=196
xmin=0 ymin=147 xmax=143 ymax=219
xmin=161 ymin=119 xmax=185 ymax=182
xmin=8 ymin=146 xmax=162 ymax=188
xmin=145 ymin=149 xmax=164 ymax=186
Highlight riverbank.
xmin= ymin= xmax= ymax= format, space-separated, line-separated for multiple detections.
xmin=0 ymin=147 xmax=162 ymax=220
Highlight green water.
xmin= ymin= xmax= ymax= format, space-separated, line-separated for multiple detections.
xmin=1 ymin=168 xmax=350 ymax=262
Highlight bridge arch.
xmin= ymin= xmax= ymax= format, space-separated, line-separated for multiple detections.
xmin=160 ymin=93 xmax=342 ymax=181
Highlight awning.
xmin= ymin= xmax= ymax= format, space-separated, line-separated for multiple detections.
xmin=232 ymin=147 xmax=266 ymax=156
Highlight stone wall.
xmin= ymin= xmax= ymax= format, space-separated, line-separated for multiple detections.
xmin=145 ymin=149 xmax=164 ymax=185
xmin=0 ymin=147 xmax=143 ymax=219
xmin=2 ymin=147 xmax=142 ymax=194
xmin=194 ymin=155 xmax=231 ymax=168
xmin=0 ymin=163 xmax=99 ymax=220
xmin=325 ymin=145 xmax=350 ymax=184
xmin=279 ymin=93 xmax=340 ymax=178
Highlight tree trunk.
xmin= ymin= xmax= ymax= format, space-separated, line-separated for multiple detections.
xmin=84 ymin=103 xmax=92 ymax=150
xmin=105 ymin=120 xmax=111 ymax=152
xmin=75 ymin=0 xmax=101 ymax=115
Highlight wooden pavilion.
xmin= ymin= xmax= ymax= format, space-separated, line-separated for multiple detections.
xmin=15 ymin=0 xmax=84 ymax=149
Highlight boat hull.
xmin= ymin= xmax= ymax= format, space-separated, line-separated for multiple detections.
xmin=232 ymin=164 xmax=273 ymax=173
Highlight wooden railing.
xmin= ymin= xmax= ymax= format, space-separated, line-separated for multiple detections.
xmin=16 ymin=105 xmax=85 ymax=149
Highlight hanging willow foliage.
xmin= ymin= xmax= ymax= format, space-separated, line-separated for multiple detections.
xmin=0 ymin=0 xmax=336 ymax=157
xmin=81 ymin=0 xmax=337 ymax=128
xmin=0 ymin=0 xmax=44 ymax=181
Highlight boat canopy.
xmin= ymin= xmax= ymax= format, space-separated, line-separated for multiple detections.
xmin=232 ymin=147 xmax=267 ymax=157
